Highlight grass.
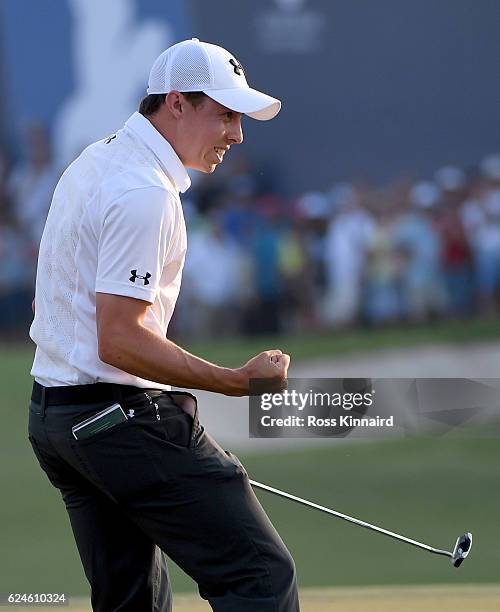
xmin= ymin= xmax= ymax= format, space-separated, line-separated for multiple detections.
xmin=1 ymin=320 xmax=499 ymax=595
xmin=184 ymin=317 xmax=500 ymax=366
xmin=4 ymin=316 xmax=499 ymax=372
xmin=0 ymin=418 xmax=498 ymax=594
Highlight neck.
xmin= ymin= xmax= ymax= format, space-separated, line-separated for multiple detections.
xmin=145 ymin=113 xmax=184 ymax=163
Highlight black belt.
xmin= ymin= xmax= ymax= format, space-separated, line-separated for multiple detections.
xmin=31 ymin=381 xmax=164 ymax=406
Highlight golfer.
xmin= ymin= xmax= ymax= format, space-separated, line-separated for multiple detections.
xmin=28 ymin=39 xmax=299 ymax=611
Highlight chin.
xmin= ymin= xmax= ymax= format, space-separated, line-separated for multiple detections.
xmin=192 ymin=161 xmax=217 ymax=174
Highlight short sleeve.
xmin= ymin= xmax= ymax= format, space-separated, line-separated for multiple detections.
xmin=96 ymin=186 xmax=175 ymax=303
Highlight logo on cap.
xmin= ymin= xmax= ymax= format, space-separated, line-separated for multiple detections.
xmin=130 ymin=270 xmax=151 ymax=285
xmin=229 ymin=58 xmax=245 ymax=76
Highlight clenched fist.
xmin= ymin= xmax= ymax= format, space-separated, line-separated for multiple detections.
xmin=237 ymin=349 xmax=290 ymax=395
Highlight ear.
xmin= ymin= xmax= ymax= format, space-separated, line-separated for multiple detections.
xmin=165 ymin=91 xmax=184 ymax=119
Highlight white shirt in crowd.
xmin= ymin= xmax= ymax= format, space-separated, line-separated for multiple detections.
xmin=30 ymin=112 xmax=190 ymax=389
xmin=184 ymin=224 xmax=244 ymax=307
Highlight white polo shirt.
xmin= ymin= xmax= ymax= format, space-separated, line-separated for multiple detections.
xmin=30 ymin=112 xmax=191 ymax=388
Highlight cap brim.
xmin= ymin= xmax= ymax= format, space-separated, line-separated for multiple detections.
xmin=204 ymin=87 xmax=281 ymax=121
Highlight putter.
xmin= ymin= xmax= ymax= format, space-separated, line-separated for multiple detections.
xmin=250 ymin=479 xmax=472 ymax=568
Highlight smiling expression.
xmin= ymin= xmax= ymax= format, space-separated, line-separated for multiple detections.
xmin=175 ymin=94 xmax=244 ymax=173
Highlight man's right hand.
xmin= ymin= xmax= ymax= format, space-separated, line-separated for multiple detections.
xmin=236 ymin=350 xmax=291 ymax=395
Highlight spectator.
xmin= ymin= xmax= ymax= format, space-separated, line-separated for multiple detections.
xmin=8 ymin=122 xmax=59 ymax=245
xmin=433 ymin=166 xmax=473 ymax=315
xmin=0 ymin=210 xmax=34 ymax=337
xmin=277 ymin=224 xmax=309 ymax=333
xmin=296 ymin=192 xmax=330 ymax=287
xmin=244 ymin=205 xmax=284 ymax=335
xmin=362 ymin=203 xmax=404 ymax=325
xmin=181 ymin=212 xmax=249 ymax=339
xmin=467 ymin=155 xmax=500 ymax=315
xmin=322 ymin=184 xmax=375 ymax=326
xmin=221 ymin=173 xmax=260 ymax=246
xmin=394 ymin=182 xmax=446 ymax=322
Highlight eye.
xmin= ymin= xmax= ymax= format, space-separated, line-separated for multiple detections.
xmin=224 ymin=111 xmax=234 ymax=121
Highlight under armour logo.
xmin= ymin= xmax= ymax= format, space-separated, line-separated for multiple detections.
xmin=229 ymin=58 xmax=245 ymax=76
xmin=104 ymin=134 xmax=117 ymax=144
xmin=130 ymin=269 xmax=151 ymax=285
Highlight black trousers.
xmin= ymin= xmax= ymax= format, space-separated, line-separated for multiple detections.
xmin=28 ymin=384 xmax=299 ymax=611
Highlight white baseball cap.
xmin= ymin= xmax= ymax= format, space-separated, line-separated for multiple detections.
xmin=147 ymin=38 xmax=281 ymax=121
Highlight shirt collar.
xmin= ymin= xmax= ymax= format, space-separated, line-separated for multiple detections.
xmin=124 ymin=112 xmax=191 ymax=194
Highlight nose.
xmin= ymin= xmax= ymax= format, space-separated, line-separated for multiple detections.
xmin=228 ymin=115 xmax=243 ymax=145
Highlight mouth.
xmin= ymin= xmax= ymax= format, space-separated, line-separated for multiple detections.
xmin=214 ymin=147 xmax=228 ymax=163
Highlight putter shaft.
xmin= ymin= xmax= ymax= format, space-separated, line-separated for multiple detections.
xmin=249 ymin=479 xmax=452 ymax=559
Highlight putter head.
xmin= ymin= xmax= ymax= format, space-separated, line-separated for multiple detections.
xmin=451 ymin=532 xmax=472 ymax=568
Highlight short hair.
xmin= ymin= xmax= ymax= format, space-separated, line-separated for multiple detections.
xmin=139 ymin=92 xmax=208 ymax=116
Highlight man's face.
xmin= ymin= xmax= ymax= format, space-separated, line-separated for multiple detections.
xmin=177 ymin=95 xmax=244 ymax=173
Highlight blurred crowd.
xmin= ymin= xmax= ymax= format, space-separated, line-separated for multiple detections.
xmin=175 ymin=152 xmax=500 ymax=339
xmin=1 ymin=122 xmax=500 ymax=341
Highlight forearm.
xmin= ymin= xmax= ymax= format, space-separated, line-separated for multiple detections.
xmin=99 ymin=323 xmax=247 ymax=396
